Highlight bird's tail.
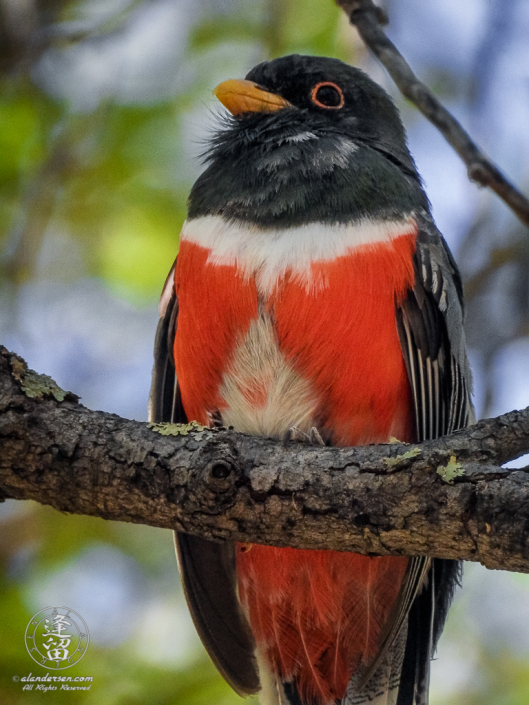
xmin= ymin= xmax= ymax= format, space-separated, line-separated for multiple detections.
xmin=342 ymin=624 xmax=408 ymax=705
xmin=257 ymin=623 xmax=408 ymax=705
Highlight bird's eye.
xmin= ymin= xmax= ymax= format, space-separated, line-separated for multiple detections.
xmin=311 ymin=82 xmax=344 ymax=110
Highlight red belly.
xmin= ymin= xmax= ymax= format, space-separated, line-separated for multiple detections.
xmin=269 ymin=231 xmax=417 ymax=446
xmin=174 ymin=230 xmax=417 ymax=704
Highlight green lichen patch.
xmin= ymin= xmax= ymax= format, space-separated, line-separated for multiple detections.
xmin=437 ymin=455 xmax=465 ymax=484
xmin=10 ymin=354 xmax=73 ymax=402
xmin=147 ymin=421 xmax=206 ymax=438
xmin=388 ymin=436 xmax=408 ymax=445
xmin=383 ymin=447 xmax=421 ymax=468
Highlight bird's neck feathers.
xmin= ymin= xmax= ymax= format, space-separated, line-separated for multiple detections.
xmin=180 ymin=216 xmax=418 ymax=297
xmin=188 ymin=112 xmax=429 ymax=227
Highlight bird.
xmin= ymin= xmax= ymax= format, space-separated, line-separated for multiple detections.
xmin=149 ymin=54 xmax=474 ymax=705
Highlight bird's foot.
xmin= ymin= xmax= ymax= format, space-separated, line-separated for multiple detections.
xmin=285 ymin=426 xmax=325 ymax=446
xmin=207 ymin=410 xmax=224 ymax=428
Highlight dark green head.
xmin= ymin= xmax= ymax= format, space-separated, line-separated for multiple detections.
xmin=189 ymin=54 xmax=429 ymax=226
xmin=245 ymin=55 xmax=412 ymax=169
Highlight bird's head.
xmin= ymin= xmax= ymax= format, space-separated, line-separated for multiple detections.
xmin=189 ymin=54 xmax=428 ymax=226
xmin=215 ymin=54 xmax=409 ymax=164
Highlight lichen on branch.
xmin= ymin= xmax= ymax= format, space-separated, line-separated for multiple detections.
xmin=1 ymin=346 xmax=529 ymax=572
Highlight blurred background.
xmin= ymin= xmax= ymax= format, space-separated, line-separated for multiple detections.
xmin=1 ymin=0 xmax=529 ymax=703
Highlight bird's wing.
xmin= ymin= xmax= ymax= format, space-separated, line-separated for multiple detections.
xmin=149 ymin=260 xmax=260 ymax=696
xmin=350 ymin=219 xmax=472 ymax=705
xmin=393 ymin=219 xmax=473 ymax=705
xmin=396 ymin=222 xmax=474 ymax=442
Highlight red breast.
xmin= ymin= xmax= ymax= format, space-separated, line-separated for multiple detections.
xmin=174 ymin=215 xmax=417 ymax=445
xmin=173 ymin=214 xmax=417 ymax=704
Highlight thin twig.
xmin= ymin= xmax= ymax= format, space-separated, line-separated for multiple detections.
xmin=335 ymin=0 xmax=529 ymax=229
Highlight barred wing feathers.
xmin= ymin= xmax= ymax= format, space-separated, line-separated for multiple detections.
xmin=393 ymin=219 xmax=472 ymax=705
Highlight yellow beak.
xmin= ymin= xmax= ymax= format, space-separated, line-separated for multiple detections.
xmin=213 ymin=79 xmax=292 ymax=116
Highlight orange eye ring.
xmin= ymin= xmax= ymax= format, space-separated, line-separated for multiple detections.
xmin=311 ymin=82 xmax=345 ymax=110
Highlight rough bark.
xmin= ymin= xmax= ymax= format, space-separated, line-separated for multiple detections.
xmin=1 ymin=346 xmax=529 ymax=573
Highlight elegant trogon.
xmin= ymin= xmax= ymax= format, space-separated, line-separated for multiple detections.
xmin=149 ymin=54 xmax=474 ymax=705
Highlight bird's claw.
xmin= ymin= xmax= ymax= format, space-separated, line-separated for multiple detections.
xmin=285 ymin=426 xmax=325 ymax=446
xmin=207 ymin=410 xmax=224 ymax=428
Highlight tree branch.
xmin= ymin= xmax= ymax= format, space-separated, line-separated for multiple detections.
xmin=336 ymin=0 xmax=529 ymax=229
xmin=2 ymin=347 xmax=529 ymax=572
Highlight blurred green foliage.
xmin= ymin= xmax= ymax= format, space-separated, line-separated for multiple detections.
xmin=0 ymin=0 xmax=348 ymax=300
xmin=0 ymin=503 xmax=259 ymax=705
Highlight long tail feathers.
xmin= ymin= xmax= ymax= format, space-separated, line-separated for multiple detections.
xmin=256 ymin=651 xmax=301 ymax=705
xmin=271 ymin=559 xmax=460 ymax=705
xmin=342 ymin=623 xmax=408 ymax=705
xmin=267 ymin=623 xmax=409 ymax=705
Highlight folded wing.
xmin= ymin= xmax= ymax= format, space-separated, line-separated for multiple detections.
xmin=149 ymin=260 xmax=260 ymax=696
xmin=393 ymin=218 xmax=473 ymax=705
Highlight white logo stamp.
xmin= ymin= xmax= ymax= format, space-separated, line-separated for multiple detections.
xmin=25 ymin=607 xmax=89 ymax=670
